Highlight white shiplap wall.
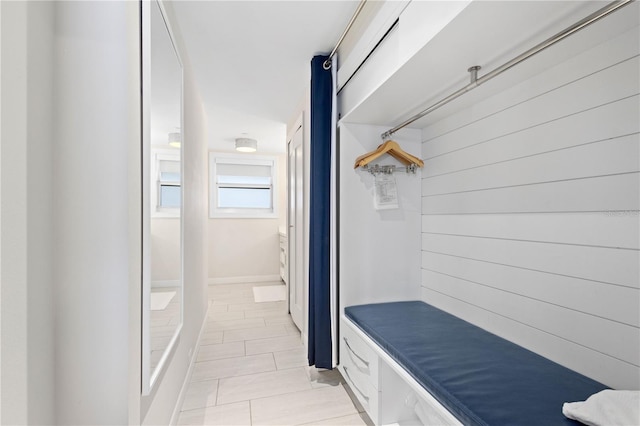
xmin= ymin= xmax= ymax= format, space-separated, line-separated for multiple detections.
xmin=420 ymin=26 xmax=639 ymax=390
xmin=339 ymin=124 xmax=423 ymax=311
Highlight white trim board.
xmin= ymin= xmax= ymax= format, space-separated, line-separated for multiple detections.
xmin=151 ymin=280 xmax=181 ymax=288
xmin=208 ymin=275 xmax=281 ymax=285
xmin=169 ymin=300 xmax=211 ymax=426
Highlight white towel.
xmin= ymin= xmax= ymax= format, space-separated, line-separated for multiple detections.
xmin=563 ymin=390 xmax=640 ymax=426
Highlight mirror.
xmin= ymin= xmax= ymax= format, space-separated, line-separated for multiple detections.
xmin=142 ymin=0 xmax=183 ymax=395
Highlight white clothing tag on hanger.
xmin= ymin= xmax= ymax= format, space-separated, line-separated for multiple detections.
xmin=374 ymin=174 xmax=399 ymax=210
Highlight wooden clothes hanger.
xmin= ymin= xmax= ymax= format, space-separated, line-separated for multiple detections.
xmin=354 ymin=140 xmax=424 ymax=169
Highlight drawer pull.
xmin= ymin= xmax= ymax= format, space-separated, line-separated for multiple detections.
xmin=344 ymin=337 xmax=369 ymax=366
xmin=344 ymin=366 xmax=369 ymax=402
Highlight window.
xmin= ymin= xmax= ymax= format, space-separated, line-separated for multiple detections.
xmin=158 ymin=159 xmax=181 ymax=208
xmin=209 ymin=153 xmax=277 ymax=218
xmin=152 ymin=151 xmax=181 ymax=217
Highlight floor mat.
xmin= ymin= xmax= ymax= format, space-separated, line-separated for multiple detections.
xmin=150 ymin=291 xmax=176 ymax=310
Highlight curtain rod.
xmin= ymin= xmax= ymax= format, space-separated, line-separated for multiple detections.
xmin=323 ymin=0 xmax=367 ymax=70
xmin=381 ymin=0 xmax=634 ymax=141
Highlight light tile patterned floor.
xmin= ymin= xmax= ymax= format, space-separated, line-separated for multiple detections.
xmin=150 ymin=286 xmax=181 ymax=370
xmin=178 ymin=281 xmax=371 ymax=426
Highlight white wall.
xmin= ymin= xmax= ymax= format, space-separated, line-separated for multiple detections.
xmin=141 ymin=62 xmax=209 ymax=425
xmin=151 ymin=218 xmax=181 ymax=282
xmin=339 ymin=124 xmax=422 ymax=311
xmin=207 ymin=153 xmax=286 ymax=284
xmin=420 ymin=25 xmax=639 ymax=390
xmin=52 ymin=2 xmax=139 ymax=423
xmin=141 ymin=2 xmax=209 ymax=424
xmin=208 ymin=218 xmax=281 ymax=282
xmin=0 ymin=2 xmax=209 ymax=424
xmin=1 ymin=1 xmax=55 ymax=423
xmin=1 ymin=3 xmax=3 ymax=421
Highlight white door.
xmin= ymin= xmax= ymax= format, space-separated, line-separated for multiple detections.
xmin=288 ymin=125 xmax=304 ymax=331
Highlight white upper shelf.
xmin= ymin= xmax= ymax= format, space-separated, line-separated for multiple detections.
xmin=338 ymin=0 xmax=639 ymax=131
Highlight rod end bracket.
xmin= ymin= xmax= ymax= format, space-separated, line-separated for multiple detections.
xmin=468 ymin=65 xmax=481 ymax=83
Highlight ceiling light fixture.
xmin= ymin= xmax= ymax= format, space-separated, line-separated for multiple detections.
xmin=235 ymin=138 xmax=257 ymax=153
xmin=168 ymin=132 xmax=181 ymax=148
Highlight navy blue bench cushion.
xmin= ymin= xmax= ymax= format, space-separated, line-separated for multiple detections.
xmin=345 ymin=301 xmax=608 ymax=426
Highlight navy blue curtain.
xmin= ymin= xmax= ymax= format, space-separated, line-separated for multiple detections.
xmin=308 ymin=55 xmax=333 ymax=369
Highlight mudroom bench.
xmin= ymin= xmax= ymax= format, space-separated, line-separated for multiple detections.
xmin=339 ymin=301 xmax=608 ymax=426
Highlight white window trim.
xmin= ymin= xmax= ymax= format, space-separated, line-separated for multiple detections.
xmin=151 ymin=149 xmax=181 ymax=218
xmin=209 ymin=152 xmax=278 ymax=219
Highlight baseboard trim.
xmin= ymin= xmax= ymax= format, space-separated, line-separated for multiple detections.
xmin=151 ymin=280 xmax=180 ymax=288
xmin=208 ymin=275 xmax=281 ymax=285
xmin=169 ymin=300 xmax=211 ymax=426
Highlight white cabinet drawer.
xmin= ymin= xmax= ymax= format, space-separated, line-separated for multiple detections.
xmin=339 ymin=363 xmax=379 ymax=425
xmin=340 ymin=317 xmax=462 ymax=426
xmin=341 ymin=318 xmax=379 ymax=389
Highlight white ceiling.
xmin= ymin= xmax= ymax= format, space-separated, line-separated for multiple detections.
xmin=171 ymin=0 xmax=360 ymax=153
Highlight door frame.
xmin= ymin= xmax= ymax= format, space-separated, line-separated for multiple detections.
xmin=286 ymin=113 xmax=305 ymax=333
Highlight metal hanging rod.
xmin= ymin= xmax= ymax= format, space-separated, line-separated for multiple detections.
xmin=380 ymin=0 xmax=634 ymax=140
xmin=323 ymin=0 xmax=368 ymax=70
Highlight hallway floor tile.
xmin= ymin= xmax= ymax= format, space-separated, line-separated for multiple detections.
xmin=177 ymin=281 xmax=370 ymax=426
